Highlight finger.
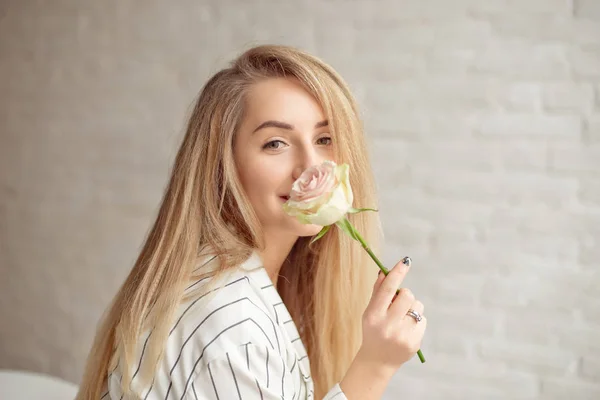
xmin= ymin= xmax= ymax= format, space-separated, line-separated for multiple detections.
xmin=388 ymin=287 xmax=416 ymax=317
xmin=388 ymin=292 xmax=398 ymax=309
xmin=372 ymin=270 xmax=385 ymax=296
xmin=414 ymin=316 xmax=427 ymax=339
xmin=407 ymin=300 xmax=424 ymax=316
xmin=387 ymin=288 xmax=401 ymax=309
xmin=409 ymin=316 xmax=427 ymax=349
xmin=400 ymin=300 xmax=424 ymax=327
xmin=371 ymin=259 xmax=411 ymax=313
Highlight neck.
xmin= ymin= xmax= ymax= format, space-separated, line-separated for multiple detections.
xmin=258 ymin=230 xmax=298 ymax=286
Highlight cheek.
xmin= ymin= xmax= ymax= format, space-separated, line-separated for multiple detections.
xmin=318 ymin=147 xmax=337 ymax=164
xmin=239 ymin=162 xmax=281 ymax=201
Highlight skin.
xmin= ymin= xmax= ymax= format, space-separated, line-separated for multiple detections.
xmin=233 ymin=77 xmax=336 ymax=286
xmin=341 ymin=260 xmax=426 ymax=399
xmin=233 ymin=77 xmax=426 ymax=399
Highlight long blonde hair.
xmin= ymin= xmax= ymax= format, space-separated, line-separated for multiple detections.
xmin=76 ymin=44 xmax=383 ymax=399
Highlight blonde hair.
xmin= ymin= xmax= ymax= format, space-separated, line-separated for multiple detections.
xmin=76 ymin=44 xmax=383 ymax=399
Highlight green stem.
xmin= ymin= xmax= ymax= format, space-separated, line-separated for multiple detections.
xmin=344 ymin=217 xmax=426 ymax=364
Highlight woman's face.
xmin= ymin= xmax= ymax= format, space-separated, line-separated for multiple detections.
xmin=233 ymin=77 xmax=336 ymax=238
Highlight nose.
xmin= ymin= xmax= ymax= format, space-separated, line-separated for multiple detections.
xmin=292 ymin=147 xmax=322 ymax=181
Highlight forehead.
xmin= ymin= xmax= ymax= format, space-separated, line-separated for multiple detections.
xmin=242 ymin=78 xmax=326 ymax=124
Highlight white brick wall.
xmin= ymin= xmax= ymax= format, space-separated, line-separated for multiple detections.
xmin=0 ymin=1 xmax=598 ymax=398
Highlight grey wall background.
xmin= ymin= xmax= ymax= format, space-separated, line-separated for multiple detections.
xmin=1 ymin=0 xmax=599 ymax=399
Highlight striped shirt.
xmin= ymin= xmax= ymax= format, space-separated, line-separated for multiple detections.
xmin=102 ymin=250 xmax=348 ymax=399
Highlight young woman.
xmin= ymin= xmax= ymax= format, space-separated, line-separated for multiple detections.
xmin=77 ymin=44 xmax=426 ymax=400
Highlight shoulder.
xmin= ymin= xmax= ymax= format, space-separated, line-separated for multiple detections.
xmin=107 ymin=251 xmax=289 ymax=399
xmin=166 ymin=261 xmax=281 ymax=369
xmin=112 ymin=264 xmax=284 ymax=399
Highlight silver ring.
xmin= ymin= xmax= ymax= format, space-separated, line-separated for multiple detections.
xmin=406 ymin=309 xmax=422 ymax=323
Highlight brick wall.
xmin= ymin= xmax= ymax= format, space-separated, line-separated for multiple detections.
xmin=0 ymin=1 xmax=598 ymax=398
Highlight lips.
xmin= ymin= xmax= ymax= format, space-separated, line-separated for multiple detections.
xmin=279 ymin=195 xmax=290 ymax=201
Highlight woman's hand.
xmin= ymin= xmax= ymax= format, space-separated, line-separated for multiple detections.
xmin=357 ymin=258 xmax=427 ymax=373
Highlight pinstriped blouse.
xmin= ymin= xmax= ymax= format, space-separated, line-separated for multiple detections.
xmin=102 ymin=250 xmax=348 ymax=399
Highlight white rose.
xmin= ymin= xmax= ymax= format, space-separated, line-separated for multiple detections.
xmin=282 ymin=160 xmax=353 ymax=226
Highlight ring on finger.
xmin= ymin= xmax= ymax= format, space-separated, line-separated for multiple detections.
xmin=406 ymin=309 xmax=422 ymax=323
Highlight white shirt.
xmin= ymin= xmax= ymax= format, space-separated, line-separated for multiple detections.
xmin=103 ymin=251 xmax=349 ymax=400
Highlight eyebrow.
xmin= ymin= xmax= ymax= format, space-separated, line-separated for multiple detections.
xmin=252 ymin=119 xmax=329 ymax=134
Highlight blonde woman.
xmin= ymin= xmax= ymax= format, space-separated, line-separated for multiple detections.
xmin=77 ymin=44 xmax=426 ymax=400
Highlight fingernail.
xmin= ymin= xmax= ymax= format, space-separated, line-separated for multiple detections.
xmin=378 ymin=270 xmax=382 ymax=276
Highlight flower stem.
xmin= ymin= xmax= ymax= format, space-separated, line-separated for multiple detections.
xmin=343 ymin=217 xmax=426 ymax=364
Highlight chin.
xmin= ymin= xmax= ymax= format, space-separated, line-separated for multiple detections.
xmin=294 ymin=221 xmax=324 ymax=237
xmin=274 ymin=204 xmax=324 ymax=237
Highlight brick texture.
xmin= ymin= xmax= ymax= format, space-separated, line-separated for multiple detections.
xmin=0 ymin=0 xmax=599 ymax=398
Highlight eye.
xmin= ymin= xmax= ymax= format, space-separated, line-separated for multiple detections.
xmin=262 ymin=139 xmax=287 ymax=150
xmin=317 ymin=136 xmax=332 ymax=146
